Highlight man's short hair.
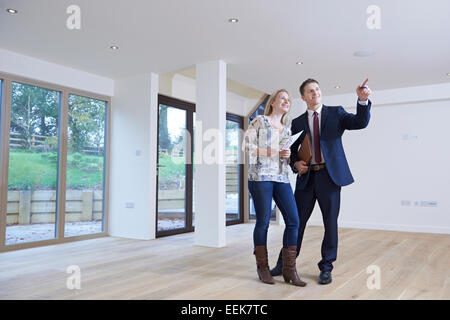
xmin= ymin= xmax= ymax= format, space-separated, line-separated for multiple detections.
xmin=299 ymin=78 xmax=319 ymax=96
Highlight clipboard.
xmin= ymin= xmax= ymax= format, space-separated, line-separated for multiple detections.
xmin=297 ymin=133 xmax=312 ymax=165
xmin=281 ymin=130 xmax=303 ymax=150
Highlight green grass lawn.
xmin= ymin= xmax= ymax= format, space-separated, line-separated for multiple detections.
xmin=158 ymin=147 xmax=238 ymax=179
xmin=8 ymin=148 xmax=238 ymax=190
xmin=158 ymin=153 xmax=185 ymax=178
xmin=8 ymin=150 xmax=104 ymax=190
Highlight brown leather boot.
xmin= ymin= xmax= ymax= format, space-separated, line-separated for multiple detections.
xmin=254 ymin=246 xmax=275 ymax=285
xmin=282 ymin=246 xmax=307 ymax=287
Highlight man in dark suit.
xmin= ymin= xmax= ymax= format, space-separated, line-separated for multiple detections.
xmin=270 ymin=78 xmax=372 ymax=284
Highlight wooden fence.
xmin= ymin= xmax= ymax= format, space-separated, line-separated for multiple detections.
xmin=9 ymin=132 xmax=103 ymax=155
xmin=10 ymin=132 xmax=47 ymax=149
xmin=6 ymin=190 xmax=103 ymax=225
xmin=158 ymin=164 xmax=239 ymax=210
xmin=158 ymin=149 xmax=240 ymax=210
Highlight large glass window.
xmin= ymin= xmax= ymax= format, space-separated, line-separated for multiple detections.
xmin=64 ymin=94 xmax=107 ymax=237
xmin=0 ymin=75 xmax=110 ymax=251
xmin=6 ymin=82 xmax=61 ymax=245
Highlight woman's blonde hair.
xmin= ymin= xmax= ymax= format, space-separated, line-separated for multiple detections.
xmin=264 ymin=89 xmax=291 ymax=125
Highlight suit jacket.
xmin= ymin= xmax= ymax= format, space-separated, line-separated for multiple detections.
xmin=289 ymin=100 xmax=371 ymax=189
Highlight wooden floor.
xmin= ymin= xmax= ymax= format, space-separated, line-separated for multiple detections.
xmin=0 ymin=223 xmax=448 ymax=300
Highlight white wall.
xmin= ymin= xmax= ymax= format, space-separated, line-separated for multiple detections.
xmin=159 ymin=72 xmax=262 ymax=117
xmin=0 ymin=48 xmax=114 ymax=96
xmin=171 ymin=74 xmax=196 ymax=103
xmin=109 ymin=73 xmax=158 ymax=239
xmin=288 ymin=83 xmax=450 ymax=234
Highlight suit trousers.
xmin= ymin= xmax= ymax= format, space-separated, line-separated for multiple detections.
xmin=275 ymin=167 xmax=341 ymax=272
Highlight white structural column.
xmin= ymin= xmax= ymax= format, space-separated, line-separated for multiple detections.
xmin=194 ymin=60 xmax=227 ymax=247
xmin=109 ymin=73 xmax=159 ymax=240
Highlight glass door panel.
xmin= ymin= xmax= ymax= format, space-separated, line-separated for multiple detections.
xmin=226 ymin=114 xmax=243 ymax=225
xmin=192 ymin=112 xmax=196 ymax=227
xmin=6 ymin=82 xmax=61 ymax=245
xmin=225 ymin=119 xmax=240 ymax=222
xmin=64 ymin=94 xmax=107 ymax=237
xmin=157 ymin=104 xmax=187 ymax=232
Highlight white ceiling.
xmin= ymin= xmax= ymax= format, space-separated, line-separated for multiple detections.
xmin=1 ymin=0 xmax=449 ymax=97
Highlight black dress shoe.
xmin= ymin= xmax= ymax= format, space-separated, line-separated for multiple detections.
xmin=318 ymin=271 xmax=332 ymax=285
xmin=270 ymin=263 xmax=283 ymax=276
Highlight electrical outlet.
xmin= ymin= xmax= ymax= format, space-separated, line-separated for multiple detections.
xmin=125 ymin=202 xmax=135 ymax=209
xmin=402 ymin=134 xmax=418 ymax=141
xmin=401 ymin=200 xmax=436 ymax=207
xmin=420 ymin=201 xmax=437 ymax=207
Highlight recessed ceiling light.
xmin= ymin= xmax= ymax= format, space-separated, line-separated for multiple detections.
xmin=446 ymin=72 xmax=450 ymax=76
xmin=296 ymin=61 xmax=304 ymax=65
xmin=6 ymin=8 xmax=18 ymax=14
xmin=110 ymin=45 xmax=119 ymax=50
xmin=228 ymin=18 xmax=239 ymax=23
xmin=334 ymin=85 xmax=341 ymax=89
xmin=353 ymin=50 xmax=375 ymax=57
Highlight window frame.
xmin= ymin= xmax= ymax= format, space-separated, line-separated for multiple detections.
xmin=0 ymin=72 xmax=111 ymax=252
xmin=225 ymin=113 xmax=244 ymax=226
xmin=156 ymin=94 xmax=195 ymax=238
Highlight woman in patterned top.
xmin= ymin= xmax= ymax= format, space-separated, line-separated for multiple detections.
xmin=243 ymin=89 xmax=306 ymax=287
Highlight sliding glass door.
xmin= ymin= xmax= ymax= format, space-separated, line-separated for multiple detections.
xmin=156 ymin=95 xmax=244 ymax=237
xmin=156 ymin=95 xmax=194 ymax=237
xmin=64 ymin=94 xmax=107 ymax=237
xmin=0 ymin=74 xmax=110 ymax=250
xmin=6 ymin=82 xmax=61 ymax=245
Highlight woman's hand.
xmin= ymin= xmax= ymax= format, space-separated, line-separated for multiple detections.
xmin=279 ymin=149 xmax=291 ymax=159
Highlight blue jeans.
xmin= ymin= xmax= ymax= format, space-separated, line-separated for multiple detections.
xmin=248 ymin=181 xmax=299 ymax=248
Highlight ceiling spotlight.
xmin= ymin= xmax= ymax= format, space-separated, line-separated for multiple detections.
xmin=296 ymin=61 xmax=304 ymax=65
xmin=228 ymin=18 xmax=239 ymax=23
xmin=6 ymin=8 xmax=18 ymax=14
xmin=353 ymin=50 xmax=375 ymax=57
xmin=446 ymin=72 xmax=450 ymax=76
xmin=110 ymin=45 xmax=119 ymax=50
xmin=334 ymin=85 xmax=341 ymax=89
